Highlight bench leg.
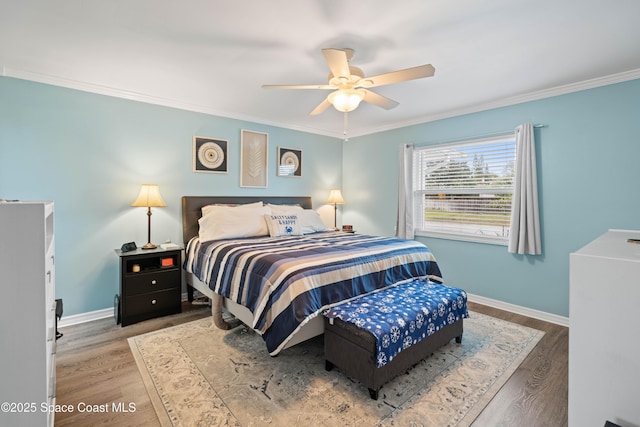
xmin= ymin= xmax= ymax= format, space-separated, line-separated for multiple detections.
xmin=455 ymin=333 xmax=463 ymax=344
xmin=368 ymin=388 xmax=379 ymax=400
xmin=325 ymin=360 xmax=334 ymax=371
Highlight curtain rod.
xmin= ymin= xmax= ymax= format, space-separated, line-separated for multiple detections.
xmin=413 ymin=123 xmax=546 ymax=147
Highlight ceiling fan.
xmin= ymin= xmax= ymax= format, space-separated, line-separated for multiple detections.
xmin=262 ymin=48 xmax=436 ymax=115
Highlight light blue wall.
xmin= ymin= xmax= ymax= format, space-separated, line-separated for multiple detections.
xmin=342 ymin=78 xmax=640 ymax=317
xmin=0 ymin=77 xmax=342 ymax=316
xmin=3 ymin=76 xmax=639 ymax=319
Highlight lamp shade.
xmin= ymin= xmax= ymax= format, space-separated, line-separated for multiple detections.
xmin=326 ymin=189 xmax=345 ymax=205
xmin=327 ymin=89 xmax=365 ymax=113
xmin=131 ymin=184 xmax=167 ymax=208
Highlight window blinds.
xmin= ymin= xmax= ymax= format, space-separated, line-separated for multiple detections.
xmin=413 ymin=135 xmax=516 ymax=243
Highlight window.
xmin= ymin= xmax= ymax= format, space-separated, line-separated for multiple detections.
xmin=412 ymin=134 xmax=516 ymax=244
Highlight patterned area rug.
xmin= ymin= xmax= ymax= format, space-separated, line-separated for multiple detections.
xmin=129 ymin=311 xmax=543 ymax=427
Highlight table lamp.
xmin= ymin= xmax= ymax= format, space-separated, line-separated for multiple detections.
xmin=326 ymin=189 xmax=345 ymax=230
xmin=131 ymin=184 xmax=167 ymax=249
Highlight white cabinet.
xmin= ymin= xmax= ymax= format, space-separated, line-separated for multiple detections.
xmin=569 ymin=229 xmax=640 ymax=427
xmin=0 ymin=201 xmax=56 ymax=427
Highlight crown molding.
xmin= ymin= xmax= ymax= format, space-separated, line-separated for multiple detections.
xmin=4 ymin=64 xmax=640 ymax=140
xmin=351 ymin=68 xmax=640 ymax=138
xmin=1 ymin=65 xmax=330 ymax=136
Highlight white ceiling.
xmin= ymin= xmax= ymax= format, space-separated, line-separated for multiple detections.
xmin=2 ymin=0 xmax=640 ymax=139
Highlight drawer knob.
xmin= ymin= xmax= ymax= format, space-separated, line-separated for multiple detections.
xmin=151 ymin=299 xmax=157 ymax=305
xmin=151 ymin=280 xmax=157 ymax=285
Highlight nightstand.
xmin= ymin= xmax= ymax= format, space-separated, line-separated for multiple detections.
xmin=115 ymin=246 xmax=182 ymax=326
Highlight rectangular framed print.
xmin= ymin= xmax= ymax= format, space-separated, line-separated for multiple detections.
xmin=277 ymin=147 xmax=302 ymax=177
xmin=240 ymin=129 xmax=268 ymax=188
xmin=193 ymin=136 xmax=228 ymax=173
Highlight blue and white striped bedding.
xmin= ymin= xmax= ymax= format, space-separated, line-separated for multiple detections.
xmin=184 ymin=231 xmax=442 ymax=355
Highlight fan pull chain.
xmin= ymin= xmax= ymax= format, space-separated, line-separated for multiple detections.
xmin=343 ymin=112 xmax=349 ymax=142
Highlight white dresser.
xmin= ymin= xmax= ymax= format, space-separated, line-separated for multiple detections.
xmin=0 ymin=201 xmax=56 ymax=427
xmin=569 ymin=229 xmax=640 ymax=427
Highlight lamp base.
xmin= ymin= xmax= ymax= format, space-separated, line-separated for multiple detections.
xmin=141 ymin=242 xmax=157 ymax=250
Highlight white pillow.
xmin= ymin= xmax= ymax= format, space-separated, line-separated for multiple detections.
xmin=199 ymin=205 xmax=270 ymax=242
xmin=266 ymin=203 xmax=304 ymax=215
xmin=298 ymin=209 xmax=328 ymax=234
xmin=264 ymin=214 xmax=302 ymax=237
xmin=202 ymin=201 xmax=263 ymax=217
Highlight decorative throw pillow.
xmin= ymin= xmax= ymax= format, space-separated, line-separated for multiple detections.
xmin=264 ymin=214 xmax=302 ymax=237
xmin=298 ymin=209 xmax=329 ymax=234
xmin=199 ymin=205 xmax=270 ymax=242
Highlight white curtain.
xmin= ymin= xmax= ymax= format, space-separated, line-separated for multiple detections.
xmin=396 ymin=143 xmax=414 ymax=239
xmin=508 ymin=123 xmax=542 ymax=255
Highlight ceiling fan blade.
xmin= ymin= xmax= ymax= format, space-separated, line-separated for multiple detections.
xmin=362 ymin=89 xmax=399 ymax=110
xmin=309 ymin=98 xmax=332 ymax=115
xmin=262 ymin=84 xmax=333 ymax=90
xmin=322 ymin=48 xmax=350 ymax=79
xmin=361 ymin=64 xmax=435 ymax=88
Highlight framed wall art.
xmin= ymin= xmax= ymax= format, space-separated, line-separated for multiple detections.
xmin=277 ymin=147 xmax=302 ymax=177
xmin=193 ymin=136 xmax=228 ymax=173
xmin=240 ymin=129 xmax=268 ymax=188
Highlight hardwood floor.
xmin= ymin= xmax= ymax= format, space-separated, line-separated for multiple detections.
xmin=54 ymin=301 xmax=568 ymax=426
xmin=468 ymin=302 xmax=568 ymax=427
xmin=54 ymin=302 xmax=211 ymax=426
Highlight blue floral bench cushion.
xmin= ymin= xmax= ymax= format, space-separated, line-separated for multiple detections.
xmin=323 ymin=277 xmax=468 ymax=367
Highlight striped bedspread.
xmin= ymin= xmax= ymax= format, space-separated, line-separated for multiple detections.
xmin=184 ymin=231 xmax=442 ymax=355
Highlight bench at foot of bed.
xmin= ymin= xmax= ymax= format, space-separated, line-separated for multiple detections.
xmin=324 ymin=317 xmax=463 ymax=400
xmin=322 ymin=278 xmax=468 ymax=400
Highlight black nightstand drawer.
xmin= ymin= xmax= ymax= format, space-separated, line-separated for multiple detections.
xmin=116 ymin=247 xmax=183 ymax=326
xmin=124 ymin=288 xmax=181 ymax=318
xmin=125 ymin=269 xmax=180 ymax=296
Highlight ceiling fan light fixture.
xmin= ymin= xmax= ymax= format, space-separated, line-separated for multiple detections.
xmin=327 ymin=88 xmax=365 ymax=112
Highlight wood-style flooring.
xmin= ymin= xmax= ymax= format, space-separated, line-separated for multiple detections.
xmin=54 ymin=301 xmax=568 ymax=426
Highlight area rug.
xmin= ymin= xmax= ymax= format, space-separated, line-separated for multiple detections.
xmin=128 ymin=311 xmax=543 ymax=427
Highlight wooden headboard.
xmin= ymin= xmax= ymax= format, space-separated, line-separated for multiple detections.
xmin=181 ymin=196 xmax=313 ymax=244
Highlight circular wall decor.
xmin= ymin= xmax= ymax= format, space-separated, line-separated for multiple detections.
xmin=281 ymin=151 xmax=300 ymax=173
xmin=198 ymin=142 xmax=225 ymax=169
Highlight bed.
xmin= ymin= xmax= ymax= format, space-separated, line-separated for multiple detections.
xmin=181 ymin=196 xmax=442 ymax=355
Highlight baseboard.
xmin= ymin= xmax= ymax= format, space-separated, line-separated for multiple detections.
xmin=59 ymin=293 xmax=568 ymax=328
xmin=467 ymin=293 xmax=569 ymax=327
xmin=58 ymin=293 xmax=197 ymax=328
xmin=58 ymin=308 xmax=114 ymax=327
